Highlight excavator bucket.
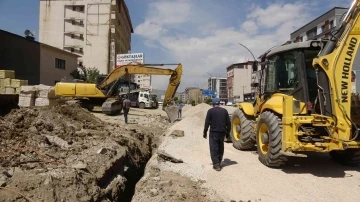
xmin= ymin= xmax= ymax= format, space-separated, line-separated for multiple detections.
xmin=164 ymin=105 xmax=179 ymax=123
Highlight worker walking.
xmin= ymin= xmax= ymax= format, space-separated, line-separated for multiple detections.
xmin=203 ymin=98 xmax=231 ymax=171
xmin=177 ymin=101 xmax=184 ymax=118
xmin=122 ymin=94 xmax=131 ymax=124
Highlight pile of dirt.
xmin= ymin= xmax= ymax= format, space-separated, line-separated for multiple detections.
xmin=132 ymin=168 xmax=212 ymax=202
xmin=0 ymin=104 xmax=160 ymax=201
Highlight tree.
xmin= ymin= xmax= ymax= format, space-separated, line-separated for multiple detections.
xmin=205 ymin=98 xmax=212 ymax=104
xmin=70 ymin=66 xmax=100 ymax=83
xmin=174 ymin=97 xmax=179 ymax=101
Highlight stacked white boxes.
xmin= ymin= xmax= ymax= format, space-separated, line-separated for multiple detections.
xmin=34 ymin=84 xmax=57 ymax=106
xmin=18 ymin=85 xmax=57 ymax=107
xmin=18 ymin=86 xmax=36 ymax=107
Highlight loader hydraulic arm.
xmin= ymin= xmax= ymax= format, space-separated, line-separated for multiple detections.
xmin=312 ymin=0 xmax=360 ymax=140
xmin=98 ymin=63 xmax=183 ymax=109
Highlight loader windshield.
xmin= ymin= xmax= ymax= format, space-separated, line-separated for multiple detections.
xmin=264 ymin=48 xmax=321 ymax=102
xmin=265 ymin=50 xmax=300 ymax=94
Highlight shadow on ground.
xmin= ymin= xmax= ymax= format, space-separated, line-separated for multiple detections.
xmin=279 ymin=153 xmax=360 ymax=178
xmin=222 ymin=158 xmax=238 ymax=168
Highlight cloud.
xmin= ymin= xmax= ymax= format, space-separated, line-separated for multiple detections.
xmin=133 ymin=0 xmax=339 ymax=91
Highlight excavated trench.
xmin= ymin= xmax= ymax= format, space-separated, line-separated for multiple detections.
xmin=101 ymin=136 xmax=153 ymax=202
xmin=0 ymin=104 xmax=164 ymax=202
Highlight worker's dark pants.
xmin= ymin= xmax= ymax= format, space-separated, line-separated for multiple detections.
xmin=123 ymin=108 xmax=130 ymax=123
xmin=178 ymin=109 xmax=182 ymax=118
xmin=209 ymin=132 xmax=225 ymax=166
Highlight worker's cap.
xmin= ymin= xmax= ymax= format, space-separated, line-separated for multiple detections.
xmin=212 ymin=98 xmax=220 ymax=105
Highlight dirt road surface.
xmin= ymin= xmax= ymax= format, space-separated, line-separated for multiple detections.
xmin=133 ymin=103 xmax=360 ymax=202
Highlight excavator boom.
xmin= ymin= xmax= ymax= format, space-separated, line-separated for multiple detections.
xmin=98 ymin=63 xmax=182 ymax=122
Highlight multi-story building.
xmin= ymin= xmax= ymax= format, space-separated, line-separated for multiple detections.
xmin=290 ymin=6 xmax=358 ymax=93
xmin=179 ymin=92 xmax=186 ymax=103
xmin=184 ymin=87 xmax=204 ymax=104
xmin=290 ymin=7 xmax=347 ymax=42
xmin=0 ymin=29 xmax=78 ymax=85
xmin=227 ymin=61 xmax=253 ymax=102
xmin=208 ymin=77 xmax=227 ymax=101
xmin=39 ymin=0 xmax=133 ymax=75
xmin=135 ymin=74 xmax=151 ymax=89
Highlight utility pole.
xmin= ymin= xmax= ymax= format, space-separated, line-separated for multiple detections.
xmin=242 ymin=85 xmax=245 ymax=102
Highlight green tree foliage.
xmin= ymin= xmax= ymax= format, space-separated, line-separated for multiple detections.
xmin=205 ymin=98 xmax=212 ymax=104
xmin=70 ymin=66 xmax=100 ymax=83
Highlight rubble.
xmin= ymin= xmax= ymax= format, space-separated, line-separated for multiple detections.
xmin=0 ymin=103 xmax=163 ymax=201
xmin=158 ymin=151 xmax=184 ymax=163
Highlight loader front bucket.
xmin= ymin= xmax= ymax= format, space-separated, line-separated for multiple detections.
xmin=164 ymin=105 xmax=178 ymax=123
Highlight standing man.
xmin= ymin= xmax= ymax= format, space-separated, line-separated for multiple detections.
xmin=203 ymin=98 xmax=231 ymax=171
xmin=177 ymin=101 xmax=184 ymax=118
xmin=122 ymin=94 xmax=131 ymax=124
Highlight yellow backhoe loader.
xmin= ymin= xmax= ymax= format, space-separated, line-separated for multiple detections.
xmin=54 ymin=63 xmax=182 ymax=123
xmin=231 ymin=0 xmax=360 ymax=167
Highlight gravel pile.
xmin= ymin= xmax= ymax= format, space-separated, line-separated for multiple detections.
xmin=156 ymin=103 xmax=210 ymax=180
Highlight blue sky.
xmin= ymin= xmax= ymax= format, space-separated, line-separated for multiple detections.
xmin=0 ymin=0 xmax=352 ymax=91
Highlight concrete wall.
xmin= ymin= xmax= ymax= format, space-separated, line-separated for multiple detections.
xmin=233 ymin=66 xmax=252 ymax=102
xmin=39 ymin=0 xmax=133 ymax=75
xmin=39 ymin=44 xmax=78 ymax=85
xmin=0 ymin=30 xmax=40 ymax=85
xmin=227 ymin=63 xmax=252 ymax=102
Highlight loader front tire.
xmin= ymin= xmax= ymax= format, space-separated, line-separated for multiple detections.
xmin=329 ymin=149 xmax=360 ymax=166
xmin=256 ymin=111 xmax=287 ymax=167
xmin=230 ymin=108 xmax=256 ymax=150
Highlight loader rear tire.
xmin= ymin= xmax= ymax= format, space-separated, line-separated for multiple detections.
xmin=329 ymin=149 xmax=360 ymax=166
xmin=230 ymin=108 xmax=256 ymax=150
xmin=256 ymin=111 xmax=287 ymax=167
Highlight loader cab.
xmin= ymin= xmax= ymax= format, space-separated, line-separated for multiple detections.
xmin=261 ymin=40 xmax=326 ymax=108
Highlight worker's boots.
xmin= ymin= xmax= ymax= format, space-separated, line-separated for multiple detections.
xmin=213 ymin=164 xmax=221 ymax=171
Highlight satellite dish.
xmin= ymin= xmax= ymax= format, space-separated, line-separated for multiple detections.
xmin=24 ymin=29 xmax=35 ymax=37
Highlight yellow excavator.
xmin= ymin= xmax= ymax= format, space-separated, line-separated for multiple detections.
xmin=231 ymin=0 xmax=360 ymax=167
xmin=55 ymin=63 xmax=182 ymax=123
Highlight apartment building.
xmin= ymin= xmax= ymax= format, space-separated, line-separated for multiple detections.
xmin=290 ymin=7 xmax=347 ymax=42
xmin=179 ymin=92 xmax=186 ymax=103
xmin=39 ymin=0 xmax=133 ymax=75
xmin=0 ymin=29 xmax=78 ymax=85
xmin=208 ymin=77 xmax=227 ymax=101
xmin=135 ymin=74 xmax=151 ymax=89
xmin=184 ymin=87 xmax=204 ymax=104
xmin=227 ymin=61 xmax=253 ymax=102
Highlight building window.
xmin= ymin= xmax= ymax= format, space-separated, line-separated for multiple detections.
xmin=79 ymin=21 xmax=84 ymax=26
xmin=76 ymin=6 xmax=84 ymax=12
xmin=70 ymin=48 xmax=74 ymax=52
xmin=55 ymin=58 xmax=66 ymax=69
xmin=79 ymin=62 xmax=83 ymax=67
xmin=79 ymin=48 xmax=83 ymax=53
xmin=80 ymin=34 xmax=83 ymax=39
xmin=72 ymin=20 xmax=75 ymax=25
xmin=329 ymin=20 xmax=334 ymax=29
xmin=306 ymin=27 xmax=317 ymax=39
xmin=71 ymin=34 xmax=75 ymax=38
xmin=321 ymin=24 xmax=326 ymax=33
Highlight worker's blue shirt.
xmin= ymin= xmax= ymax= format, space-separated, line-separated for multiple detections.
xmin=177 ymin=104 xmax=184 ymax=110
